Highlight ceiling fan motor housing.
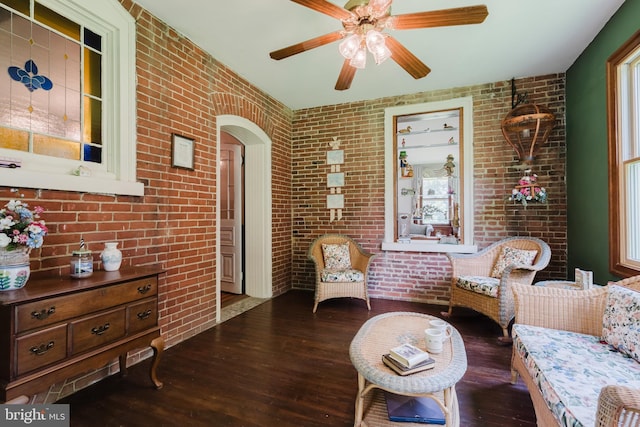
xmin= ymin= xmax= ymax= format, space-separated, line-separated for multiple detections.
xmin=344 ymin=0 xmax=378 ymax=11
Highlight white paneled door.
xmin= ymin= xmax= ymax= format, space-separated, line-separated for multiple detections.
xmin=220 ymin=141 xmax=243 ymax=294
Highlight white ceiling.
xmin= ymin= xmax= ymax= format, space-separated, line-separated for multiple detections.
xmin=133 ymin=0 xmax=625 ymax=111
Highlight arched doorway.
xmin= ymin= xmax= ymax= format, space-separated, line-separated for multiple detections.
xmin=216 ymin=116 xmax=273 ymax=322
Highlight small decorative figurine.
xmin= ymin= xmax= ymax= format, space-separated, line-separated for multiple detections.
xmin=444 ymin=154 xmax=455 ymax=176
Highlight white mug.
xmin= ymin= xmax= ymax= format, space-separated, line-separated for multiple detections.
xmin=425 ymin=328 xmax=444 ymax=354
xmin=429 ymin=319 xmax=452 ymax=341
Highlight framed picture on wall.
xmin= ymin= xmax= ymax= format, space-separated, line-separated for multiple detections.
xmin=327 ymin=172 xmax=345 ymax=187
xmin=326 ymin=150 xmax=344 ymax=165
xmin=327 ymin=194 xmax=344 ymax=209
xmin=171 ymin=133 xmax=195 ymax=170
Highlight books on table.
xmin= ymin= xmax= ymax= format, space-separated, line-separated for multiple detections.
xmin=384 ymin=392 xmax=446 ymax=424
xmin=382 ymin=353 xmax=435 ymax=376
xmin=389 ymin=343 xmax=431 ymax=368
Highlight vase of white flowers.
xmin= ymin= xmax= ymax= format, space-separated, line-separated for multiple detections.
xmin=0 ymin=200 xmax=47 ymax=291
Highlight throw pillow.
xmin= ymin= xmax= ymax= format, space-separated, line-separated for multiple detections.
xmin=490 ymin=246 xmax=538 ymax=278
xmin=603 ymin=285 xmax=640 ymax=363
xmin=321 ymin=243 xmax=352 ymax=270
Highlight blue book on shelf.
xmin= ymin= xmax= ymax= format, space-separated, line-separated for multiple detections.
xmin=384 ymin=392 xmax=446 ymax=424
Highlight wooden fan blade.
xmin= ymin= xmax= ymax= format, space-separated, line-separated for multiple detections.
xmin=335 ymin=60 xmax=357 ymax=91
xmin=392 ymin=5 xmax=488 ymax=30
xmin=291 ymin=0 xmax=353 ymax=20
xmin=385 ymin=36 xmax=431 ymax=79
xmin=270 ymin=31 xmax=343 ymax=60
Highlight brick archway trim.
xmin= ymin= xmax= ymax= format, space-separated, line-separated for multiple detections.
xmin=212 ymin=93 xmax=275 ymax=137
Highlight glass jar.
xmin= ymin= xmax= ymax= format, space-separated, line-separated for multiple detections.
xmin=70 ymin=250 xmax=93 ymax=278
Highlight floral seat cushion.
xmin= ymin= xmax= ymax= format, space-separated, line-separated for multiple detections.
xmin=513 ymin=324 xmax=640 ymax=427
xmin=321 ymin=268 xmax=364 ymax=283
xmin=455 ymin=275 xmax=499 ymax=298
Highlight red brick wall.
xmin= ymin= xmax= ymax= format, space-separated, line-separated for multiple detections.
xmin=0 ymin=0 xmax=566 ymax=402
xmin=128 ymin=0 xmax=295 ymax=336
xmin=0 ymin=1 xmax=292 ymax=402
xmin=291 ymin=75 xmax=567 ymax=304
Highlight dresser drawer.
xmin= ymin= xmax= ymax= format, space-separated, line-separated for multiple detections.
xmin=127 ymin=298 xmax=158 ymax=335
xmin=70 ymin=308 xmax=126 ymax=355
xmin=16 ymin=277 xmax=157 ymax=333
xmin=16 ymin=324 xmax=67 ymax=376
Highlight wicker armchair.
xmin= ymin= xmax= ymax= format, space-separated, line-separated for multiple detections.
xmin=307 ymin=234 xmax=376 ymax=313
xmin=445 ymin=236 xmax=551 ymax=341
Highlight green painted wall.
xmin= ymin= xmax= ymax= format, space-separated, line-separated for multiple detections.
xmin=566 ymin=0 xmax=640 ymax=282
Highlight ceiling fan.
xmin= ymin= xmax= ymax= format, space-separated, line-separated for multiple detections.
xmin=269 ymin=0 xmax=488 ymax=91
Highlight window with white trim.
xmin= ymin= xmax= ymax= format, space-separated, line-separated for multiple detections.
xmin=0 ymin=0 xmax=142 ymax=196
xmin=608 ymin=29 xmax=640 ymax=276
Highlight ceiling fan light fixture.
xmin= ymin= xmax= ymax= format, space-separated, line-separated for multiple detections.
xmin=371 ymin=42 xmax=391 ymax=64
xmin=365 ymin=29 xmax=384 ymax=51
xmin=349 ymin=46 xmax=367 ymax=69
xmin=339 ymin=33 xmax=361 ymax=59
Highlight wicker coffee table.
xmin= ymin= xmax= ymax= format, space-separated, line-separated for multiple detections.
xmin=349 ymin=312 xmax=467 ymax=427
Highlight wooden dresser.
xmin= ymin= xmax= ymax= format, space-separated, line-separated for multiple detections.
xmin=0 ymin=266 xmax=165 ymax=402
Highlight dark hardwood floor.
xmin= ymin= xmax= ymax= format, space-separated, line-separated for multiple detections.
xmin=60 ymin=290 xmax=536 ymax=427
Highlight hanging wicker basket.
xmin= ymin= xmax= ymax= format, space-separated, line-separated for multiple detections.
xmin=501 ymin=104 xmax=555 ymax=165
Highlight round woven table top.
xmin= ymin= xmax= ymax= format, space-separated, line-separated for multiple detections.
xmin=349 ymin=312 xmax=467 ymax=395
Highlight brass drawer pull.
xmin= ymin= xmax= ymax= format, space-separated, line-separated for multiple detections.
xmin=137 ymin=309 xmax=152 ymax=320
xmin=30 ymin=341 xmax=54 ymax=356
xmin=91 ymin=323 xmax=110 ymax=336
xmin=31 ymin=307 xmax=56 ymax=320
xmin=137 ymin=284 xmax=152 ymax=294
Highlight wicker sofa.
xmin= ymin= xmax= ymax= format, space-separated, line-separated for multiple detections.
xmin=511 ymin=276 xmax=640 ymax=426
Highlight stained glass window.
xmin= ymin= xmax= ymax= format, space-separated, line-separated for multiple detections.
xmin=0 ymin=0 xmax=140 ymax=196
xmin=0 ymin=0 xmax=102 ymax=163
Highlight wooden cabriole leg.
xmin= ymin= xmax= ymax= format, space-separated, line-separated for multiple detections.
xmin=150 ymin=336 xmax=164 ymax=389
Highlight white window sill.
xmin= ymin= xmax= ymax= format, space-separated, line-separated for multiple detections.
xmin=0 ymin=168 xmax=144 ymax=196
xmin=382 ymin=241 xmax=478 ymax=253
